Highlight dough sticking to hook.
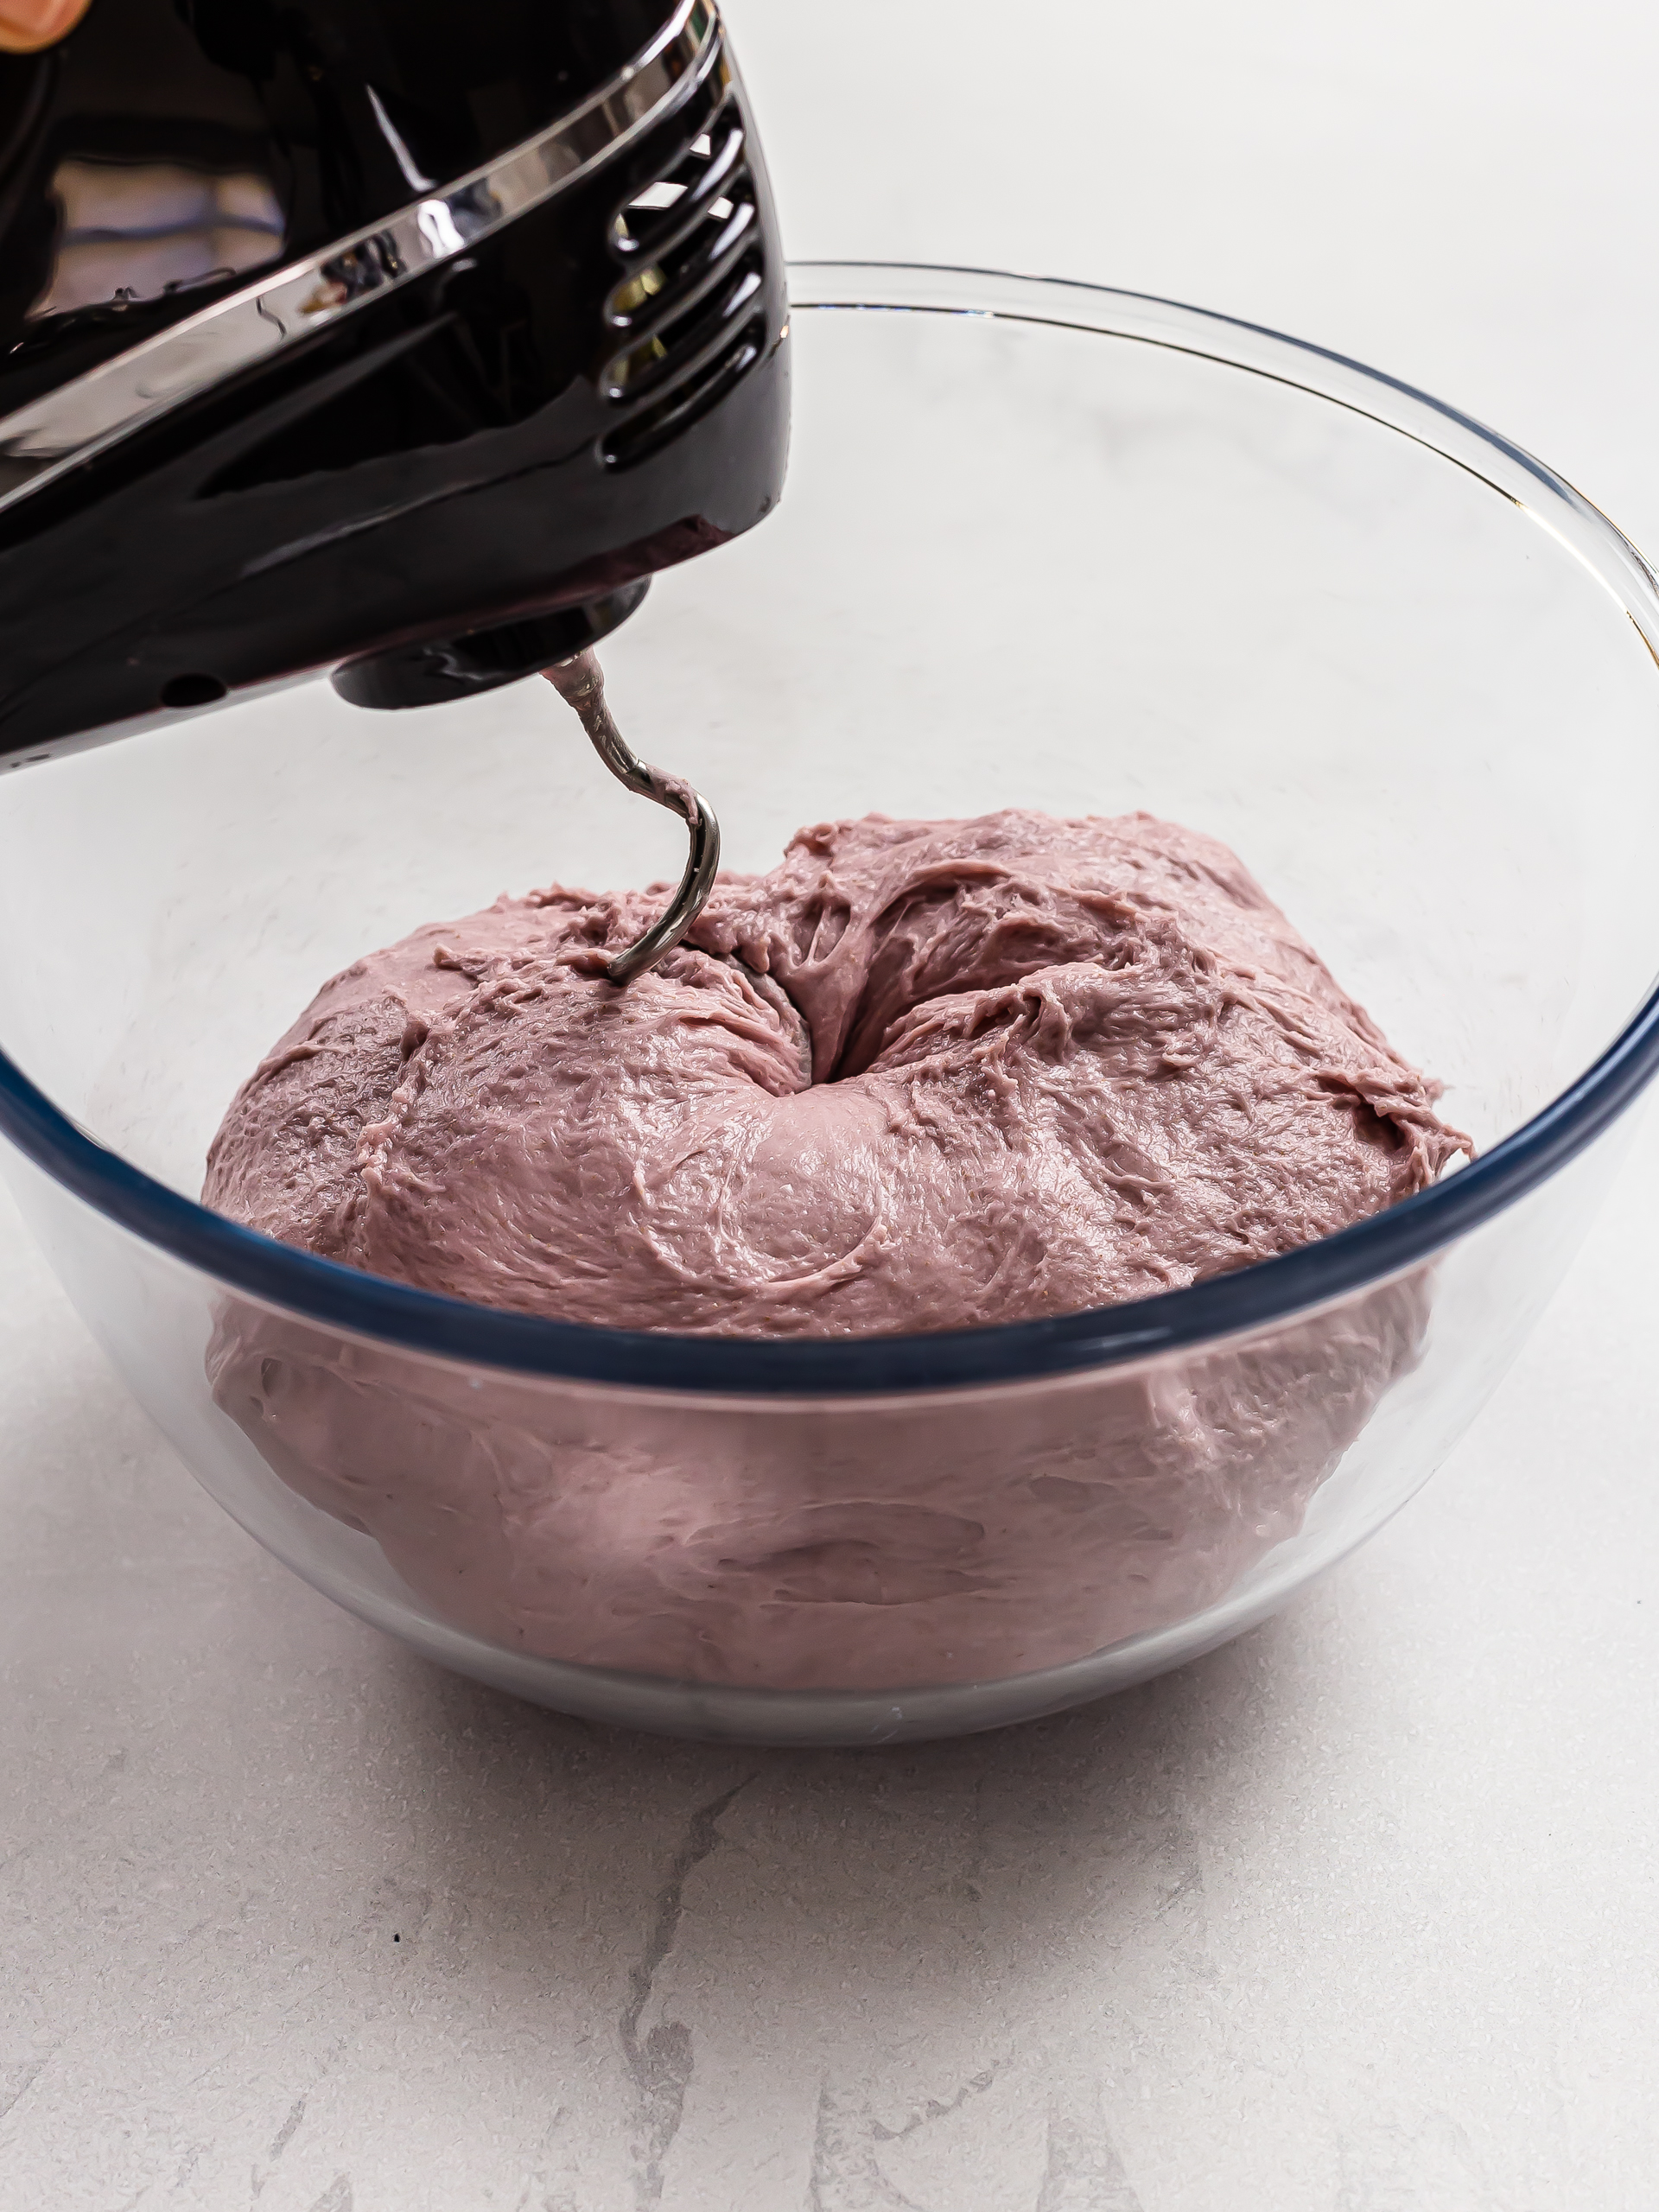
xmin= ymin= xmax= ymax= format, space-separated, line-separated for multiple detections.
xmin=542 ymin=650 xmax=721 ymax=985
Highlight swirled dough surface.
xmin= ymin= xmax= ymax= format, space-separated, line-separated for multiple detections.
xmin=205 ymin=810 xmax=1462 ymax=1332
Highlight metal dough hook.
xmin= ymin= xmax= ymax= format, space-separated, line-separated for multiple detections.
xmin=542 ymin=649 xmax=721 ymax=986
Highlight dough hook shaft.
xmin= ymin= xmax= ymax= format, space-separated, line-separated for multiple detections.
xmin=543 ymin=650 xmax=721 ymax=986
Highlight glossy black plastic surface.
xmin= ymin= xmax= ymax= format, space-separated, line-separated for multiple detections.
xmin=0 ymin=0 xmax=684 ymax=410
xmin=331 ymin=579 xmax=649 ymax=708
xmin=0 ymin=2 xmax=790 ymax=759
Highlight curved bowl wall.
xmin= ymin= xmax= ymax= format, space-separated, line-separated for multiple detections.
xmin=2 ymin=265 xmax=1656 ymax=1742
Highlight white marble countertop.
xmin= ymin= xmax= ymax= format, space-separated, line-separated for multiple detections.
xmin=6 ymin=3 xmax=1659 ymax=2206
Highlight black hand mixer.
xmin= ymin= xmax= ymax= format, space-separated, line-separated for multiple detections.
xmin=0 ymin=0 xmax=789 ymax=976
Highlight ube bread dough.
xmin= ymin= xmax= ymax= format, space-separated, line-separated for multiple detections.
xmin=203 ymin=810 xmax=1465 ymax=1688
xmin=206 ymin=1276 xmax=1433 ymax=1688
xmin=207 ymin=810 xmax=1460 ymax=1332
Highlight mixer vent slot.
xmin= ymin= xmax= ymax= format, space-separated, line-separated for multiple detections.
xmin=600 ymin=90 xmax=767 ymax=468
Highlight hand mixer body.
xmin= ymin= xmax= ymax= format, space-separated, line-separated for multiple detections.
xmin=0 ymin=0 xmax=790 ymax=761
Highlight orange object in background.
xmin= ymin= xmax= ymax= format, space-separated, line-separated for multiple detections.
xmin=0 ymin=0 xmax=92 ymax=54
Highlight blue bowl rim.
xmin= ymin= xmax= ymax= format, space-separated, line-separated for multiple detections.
xmin=4 ymin=261 xmax=1658 ymax=1397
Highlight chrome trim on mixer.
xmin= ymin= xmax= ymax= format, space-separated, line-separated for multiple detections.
xmin=0 ymin=0 xmax=721 ymax=516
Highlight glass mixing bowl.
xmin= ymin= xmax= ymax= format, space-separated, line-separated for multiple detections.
xmin=3 ymin=265 xmax=1657 ymax=1745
